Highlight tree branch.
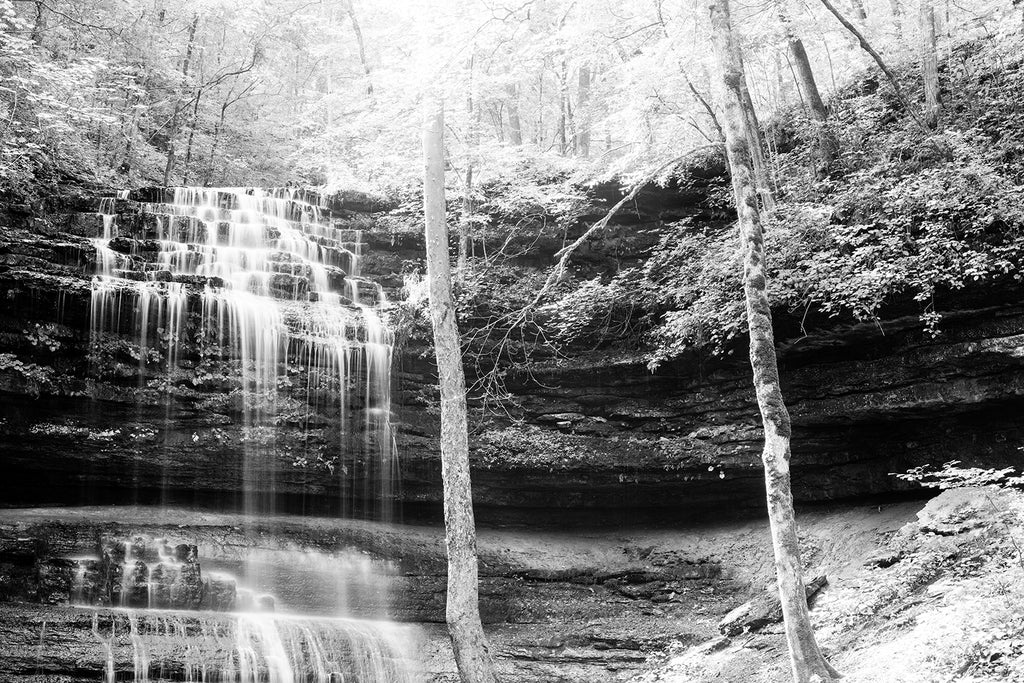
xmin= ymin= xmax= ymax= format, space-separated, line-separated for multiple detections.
xmin=816 ymin=0 xmax=930 ymax=132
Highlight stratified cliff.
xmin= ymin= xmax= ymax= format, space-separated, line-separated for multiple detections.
xmin=1 ymin=181 xmax=1022 ymax=523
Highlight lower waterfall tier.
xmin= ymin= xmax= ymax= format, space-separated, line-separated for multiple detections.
xmin=20 ymin=608 xmax=422 ymax=683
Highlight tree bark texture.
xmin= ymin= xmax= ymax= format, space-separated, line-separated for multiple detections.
xmin=919 ymin=1 xmax=941 ymax=129
xmin=505 ymin=85 xmax=523 ymax=145
xmin=707 ymin=1 xmax=838 ymax=681
xmin=422 ymin=96 xmax=500 ymax=683
xmin=576 ymin=65 xmax=591 ymax=158
xmin=779 ymin=8 xmax=837 ymax=176
xmin=736 ymin=49 xmax=774 ymax=208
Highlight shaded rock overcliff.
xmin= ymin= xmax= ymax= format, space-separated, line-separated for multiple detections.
xmin=1 ymin=182 xmax=1022 ymax=522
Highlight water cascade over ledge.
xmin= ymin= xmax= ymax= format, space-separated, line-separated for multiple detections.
xmin=77 ymin=187 xmax=417 ymax=681
xmin=89 ymin=187 xmax=397 ymax=517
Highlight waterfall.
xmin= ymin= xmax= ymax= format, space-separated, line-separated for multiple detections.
xmin=89 ymin=187 xmax=397 ymax=516
xmin=86 ymin=609 xmax=420 ymax=683
xmin=84 ymin=188 xmax=414 ymax=681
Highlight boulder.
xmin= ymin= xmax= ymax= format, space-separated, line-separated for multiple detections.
xmin=718 ymin=575 xmax=828 ymax=636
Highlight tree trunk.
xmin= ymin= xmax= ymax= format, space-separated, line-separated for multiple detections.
xmin=459 ymin=62 xmax=478 ymax=276
xmin=576 ymin=65 xmax=591 ymax=158
xmin=505 ymin=84 xmax=523 ymax=145
xmin=182 ymin=88 xmax=203 ymax=185
xmin=850 ymin=0 xmax=868 ymax=20
xmin=888 ymin=0 xmax=904 ymax=37
xmin=341 ymin=0 xmax=374 ymax=97
xmin=422 ymin=96 xmax=500 ymax=683
xmin=163 ymin=14 xmax=200 ymax=186
xmin=738 ymin=59 xmax=774 ymax=209
xmin=707 ymin=1 xmax=839 ymax=682
xmin=31 ymin=1 xmax=45 ymax=45
xmin=787 ymin=37 xmax=827 ymax=121
xmin=779 ymin=7 xmax=837 ymax=176
xmin=920 ymin=0 xmax=941 ymax=129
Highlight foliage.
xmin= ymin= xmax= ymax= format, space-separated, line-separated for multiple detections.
xmin=0 ymin=352 xmax=54 ymax=396
xmin=897 ymin=459 xmax=1024 ymax=492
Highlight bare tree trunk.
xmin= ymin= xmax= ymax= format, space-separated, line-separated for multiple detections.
xmin=505 ymin=84 xmax=523 ymax=145
xmin=708 ymin=1 xmax=839 ymax=681
xmin=459 ymin=59 xmax=478 ymax=276
xmin=182 ymin=89 xmax=202 ymax=185
xmin=920 ymin=0 xmax=941 ymax=129
xmin=422 ymin=96 xmax=500 ymax=683
xmin=31 ymin=1 xmax=45 ymax=45
xmin=163 ymin=14 xmax=200 ymax=186
xmin=558 ymin=95 xmax=567 ymax=155
xmin=535 ymin=72 xmax=544 ymax=146
xmin=785 ymin=37 xmax=827 ymax=120
xmin=576 ymin=65 xmax=591 ymax=158
xmin=738 ymin=61 xmax=774 ymax=209
xmin=817 ymin=0 xmax=929 ymax=131
xmin=341 ymin=0 xmax=374 ymax=96
xmin=889 ymin=0 xmax=904 ymax=37
xmin=779 ymin=6 xmax=837 ymax=176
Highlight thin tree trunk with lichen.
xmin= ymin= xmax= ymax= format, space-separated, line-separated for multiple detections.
xmin=736 ymin=49 xmax=774 ymax=210
xmin=422 ymin=96 xmax=500 ymax=683
xmin=920 ymin=0 xmax=941 ymax=129
xmin=708 ymin=1 xmax=839 ymax=681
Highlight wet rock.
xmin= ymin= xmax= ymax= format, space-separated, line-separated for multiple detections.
xmin=36 ymin=558 xmax=76 ymax=604
xmin=0 ymin=536 xmax=43 ymax=563
xmin=149 ymin=563 xmax=178 ymax=608
xmin=174 ymin=544 xmax=198 ymax=563
xmin=203 ymin=574 xmax=236 ymax=611
xmin=120 ymin=560 xmax=150 ymax=607
xmin=173 ymin=562 xmax=204 ymax=609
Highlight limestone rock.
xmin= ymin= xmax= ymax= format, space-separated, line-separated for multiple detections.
xmin=917 ymin=487 xmax=1012 ymax=536
xmin=718 ymin=574 xmax=828 ymax=636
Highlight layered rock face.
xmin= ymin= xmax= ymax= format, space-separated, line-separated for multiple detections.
xmin=1 ymin=183 xmax=1023 ymax=522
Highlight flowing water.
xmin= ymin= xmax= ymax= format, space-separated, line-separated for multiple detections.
xmin=81 ymin=188 xmax=417 ymax=681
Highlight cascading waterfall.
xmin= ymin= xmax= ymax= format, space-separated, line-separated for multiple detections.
xmin=89 ymin=187 xmax=397 ymax=515
xmin=88 ymin=609 xmax=419 ymax=683
xmin=84 ymin=188 xmax=413 ymax=681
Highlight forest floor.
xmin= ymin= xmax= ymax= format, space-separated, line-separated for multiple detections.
xmin=637 ymin=487 xmax=1024 ymax=683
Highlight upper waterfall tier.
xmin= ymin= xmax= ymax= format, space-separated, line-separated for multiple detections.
xmin=86 ymin=187 xmax=398 ymax=516
xmin=93 ymin=187 xmax=383 ymax=309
